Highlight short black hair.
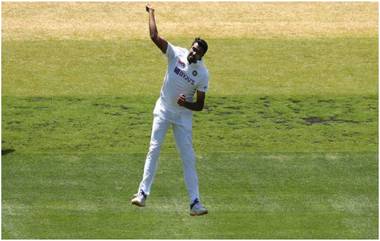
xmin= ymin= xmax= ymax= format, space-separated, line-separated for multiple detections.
xmin=193 ymin=37 xmax=208 ymax=55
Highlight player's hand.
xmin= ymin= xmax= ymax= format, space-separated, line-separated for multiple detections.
xmin=177 ymin=94 xmax=186 ymax=106
xmin=146 ymin=3 xmax=154 ymax=13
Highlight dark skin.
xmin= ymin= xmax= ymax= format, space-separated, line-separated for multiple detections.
xmin=146 ymin=3 xmax=206 ymax=111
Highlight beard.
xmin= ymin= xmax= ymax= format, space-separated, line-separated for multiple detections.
xmin=187 ymin=54 xmax=197 ymax=64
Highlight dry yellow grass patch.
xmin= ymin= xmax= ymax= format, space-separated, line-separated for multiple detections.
xmin=2 ymin=2 xmax=378 ymax=41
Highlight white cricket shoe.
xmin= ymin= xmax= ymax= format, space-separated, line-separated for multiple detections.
xmin=190 ymin=198 xmax=208 ymax=216
xmin=131 ymin=190 xmax=147 ymax=207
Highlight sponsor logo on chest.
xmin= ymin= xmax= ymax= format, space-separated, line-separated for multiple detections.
xmin=174 ymin=62 xmax=197 ymax=85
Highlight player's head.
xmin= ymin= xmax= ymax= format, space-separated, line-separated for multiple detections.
xmin=187 ymin=37 xmax=208 ymax=64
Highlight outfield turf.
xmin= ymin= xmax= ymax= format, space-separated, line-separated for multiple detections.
xmin=2 ymin=152 xmax=377 ymax=238
xmin=2 ymin=2 xmax=378 ymax=239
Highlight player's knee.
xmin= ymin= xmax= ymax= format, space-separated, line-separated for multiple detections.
xmin=149 ymin=141 xmax=162 ymax=152
xmin=177 ymin=138 xmax=192 ymax=149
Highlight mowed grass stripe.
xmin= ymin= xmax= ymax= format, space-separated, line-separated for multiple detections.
xmin=2 ymin=95 xmax=377 ymax=154
xmin=2 ymin=152 xmax=377 ymax=238
xmin=2 ymin=38 xmax=378 ymax=96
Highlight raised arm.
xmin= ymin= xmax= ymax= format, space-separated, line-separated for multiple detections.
xmin=146 ymin=4 xmax=168 ymax=54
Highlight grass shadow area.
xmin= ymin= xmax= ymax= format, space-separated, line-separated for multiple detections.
xmin=2 ymin=95 xmax=378 ymax=154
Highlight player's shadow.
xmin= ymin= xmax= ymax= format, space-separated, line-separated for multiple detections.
xmin=2 ymin=148 xmax=15 ymax=156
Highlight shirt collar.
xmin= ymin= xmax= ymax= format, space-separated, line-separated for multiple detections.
xmin=189 ymin=59 xmax=203 ymax=66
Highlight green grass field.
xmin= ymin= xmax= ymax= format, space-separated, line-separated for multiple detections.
xmin=2 ymin=2 xmax=378 ymax=239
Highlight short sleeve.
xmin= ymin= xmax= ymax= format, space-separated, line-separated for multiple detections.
xmin=197 ymin=71 xmax=209 ymax=93
xmin=165 ymin=42 xmax=177 ymax=60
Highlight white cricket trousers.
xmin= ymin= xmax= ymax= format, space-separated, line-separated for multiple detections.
xmin=138 ymin=110 xmax=200 ymax=203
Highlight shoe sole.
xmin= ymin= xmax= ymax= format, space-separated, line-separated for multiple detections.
xmin=131 ymin=200 xmax=145 ymax=207
xmin=190 ymin=210 xmax=208 ymax=216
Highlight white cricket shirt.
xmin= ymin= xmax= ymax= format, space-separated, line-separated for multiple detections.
xmin=155 ymin=42 xmax=209 ymax=115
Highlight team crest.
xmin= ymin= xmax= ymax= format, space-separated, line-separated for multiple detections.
xmin=192 ymin=70 xmax=198 ymax=76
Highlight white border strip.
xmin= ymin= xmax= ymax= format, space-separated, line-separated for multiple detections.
xmin=1 ymin=0 xmax=379 ymax=2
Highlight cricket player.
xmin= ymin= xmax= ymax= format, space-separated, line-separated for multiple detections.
xmin=131 ymin=3 xmax=209 ymax=216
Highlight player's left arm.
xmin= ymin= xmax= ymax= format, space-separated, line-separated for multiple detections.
xmin=177 ymin=90 xmax=205 ymax=111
